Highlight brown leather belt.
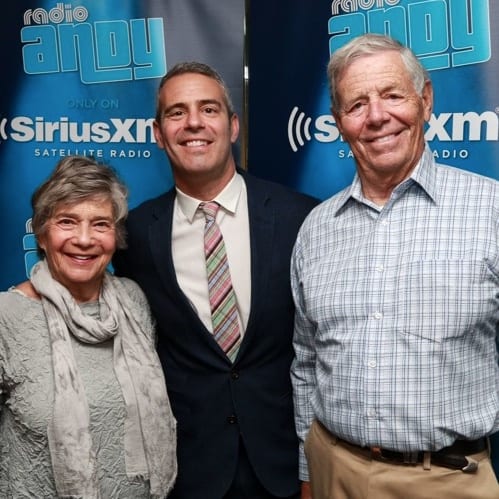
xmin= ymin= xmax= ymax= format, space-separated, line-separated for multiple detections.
xmin=316 ymin=421 xmax=487 ymax=473
xmin=368 ymin=438 xmax=486 ymax=473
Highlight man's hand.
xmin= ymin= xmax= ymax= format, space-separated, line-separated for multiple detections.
xmin=301 ymin=480 xmax=312 ymax=499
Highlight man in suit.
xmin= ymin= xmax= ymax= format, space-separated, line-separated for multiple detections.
xmin=113 ymin=62 xmax=318 ymax=499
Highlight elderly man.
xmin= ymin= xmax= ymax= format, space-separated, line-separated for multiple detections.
xmin=291 ymin=33 xmax=499 ymax=499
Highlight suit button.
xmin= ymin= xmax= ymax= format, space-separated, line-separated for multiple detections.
xmin=231 ymin=371 xmax=240 ymax=380
xmin=227 ymin=415 xmax=238 ymax=424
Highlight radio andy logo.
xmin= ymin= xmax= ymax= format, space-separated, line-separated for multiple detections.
xmin=21 ymin=3 xmax=166 ymax=83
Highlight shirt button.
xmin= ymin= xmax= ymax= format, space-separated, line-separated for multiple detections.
xmin=367 ymin=409 xmax=377 ymax=418
xmin=375 ymin=264 xmax=384 ymax=272
xmin=368 ymin=360 xmax=377 ymax=368
xmin=227 ymin=415 xmax=238 ymax=424
xmin=231 ymin=371 xmax=240 ymax=380
xmin=381 ymin=219 xmax=389 ymax=226
xmin=373 ymin=311 xmax=383 ymax=320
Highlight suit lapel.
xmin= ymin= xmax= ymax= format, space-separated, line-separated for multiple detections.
xmin=148 ymin=189 xmax=231 ymax=361
xmin=148 ymin=189 xmax=179 ymax=295
xmin=242 ymin=174 xmax=275 ymax=350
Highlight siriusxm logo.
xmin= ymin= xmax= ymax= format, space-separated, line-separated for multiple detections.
xmin=21 ymin=3 xmax=166 ymax=83
xmin=0 ymin=116 xmax=155 ymax=144
xmin=287 ymin=106 xmax=499 ymax=152
xmin=288 ymin=107 xmax=341 ymax=152
xmin=329 ymin=0 xmax=491 ymax=70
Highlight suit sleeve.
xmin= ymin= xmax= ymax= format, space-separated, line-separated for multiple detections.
xmin=290 ymin=224 xmax=317 ymax=482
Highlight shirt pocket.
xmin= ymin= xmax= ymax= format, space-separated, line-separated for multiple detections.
xmin=393 ymin=258 xmax=497 ymax=342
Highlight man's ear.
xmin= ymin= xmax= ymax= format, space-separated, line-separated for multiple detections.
xmin=422 ymin=81 xmax=434 ymax=122
xmin=230 ymin=113 xmax=240 ymax=144
xmin=332 ymin=109 xmax=343 ymax=136
xmin=153 ymin=120 xmax=165 ymax=150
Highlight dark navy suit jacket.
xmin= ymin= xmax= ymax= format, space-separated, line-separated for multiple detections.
xmin=113 ymin=172 xmax=318 ymax=499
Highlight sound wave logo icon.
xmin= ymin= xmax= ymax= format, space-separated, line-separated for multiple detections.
xmin=288 ymin=106 xmax=312 ymax=152
xmin=0 ymin=118 xmax=8 ymax=141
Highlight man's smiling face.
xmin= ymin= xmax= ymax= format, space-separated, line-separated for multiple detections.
xmin=333 ymin=50 xmax=433 ymax=182
xmin=153 ymin=72 xmax=239 ymax=196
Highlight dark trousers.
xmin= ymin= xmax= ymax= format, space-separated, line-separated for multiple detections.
xmin=223 ymin=440 xmax=300 ymax=499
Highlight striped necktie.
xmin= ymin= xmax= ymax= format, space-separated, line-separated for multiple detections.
xmin=200 ymin=201 xmax=241 ymax=362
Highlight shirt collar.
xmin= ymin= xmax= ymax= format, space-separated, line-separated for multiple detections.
xmin=175 ymin=172 xmax=244 ymax=222
xmin=409 ymin=145 xmax=439 ymax=202
xmin=334 ymin=144 xmax=438 ymax=215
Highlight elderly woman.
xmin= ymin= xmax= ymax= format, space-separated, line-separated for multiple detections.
xmin=0 ymin=156 xmax=176 ymax=498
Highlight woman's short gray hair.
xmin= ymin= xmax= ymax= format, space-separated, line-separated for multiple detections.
xmin=327 ymin=33 xmax=430 ymax=112
xmin=31 ymin=156 xmax=128 ymax=253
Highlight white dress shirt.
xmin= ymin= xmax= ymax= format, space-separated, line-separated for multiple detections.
xmin=172 ymin=173 xmax=251 ymax=335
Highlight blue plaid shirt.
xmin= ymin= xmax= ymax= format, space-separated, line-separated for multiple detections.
xmin=291 ymin=146 xmax=499 ymax=480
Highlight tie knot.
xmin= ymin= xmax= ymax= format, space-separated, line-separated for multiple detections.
xmin=200 ymin=201 xmax=220 ymax=222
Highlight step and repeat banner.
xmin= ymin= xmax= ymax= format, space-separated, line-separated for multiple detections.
xmin=247 ymin=0 xmax=499 ymax=472
xmin=0 ymin=0 xmax=244 ymax=290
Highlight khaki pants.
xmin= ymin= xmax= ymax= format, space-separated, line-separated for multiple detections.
xmin=305 ymin=420 xmax=499 ymax=499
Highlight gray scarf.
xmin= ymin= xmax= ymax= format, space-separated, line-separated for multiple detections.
xmin=30 ymin=260 xmax=176 ymax=498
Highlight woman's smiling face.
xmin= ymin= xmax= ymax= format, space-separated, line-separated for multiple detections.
xmin=38 ymin=196 xmax=116 ymax=302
